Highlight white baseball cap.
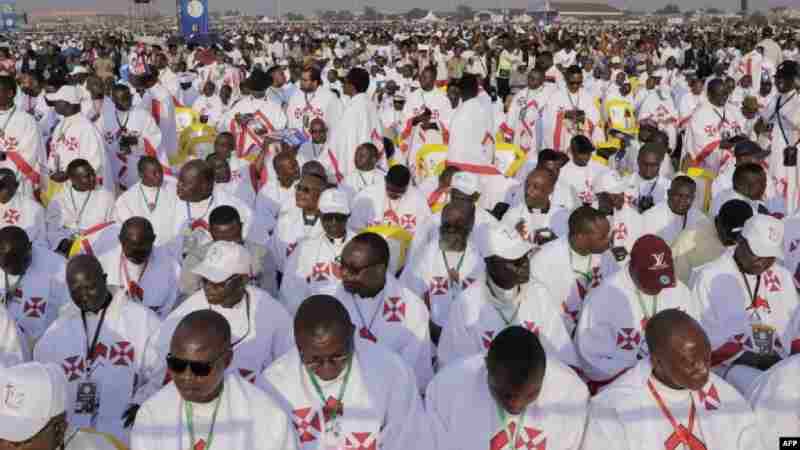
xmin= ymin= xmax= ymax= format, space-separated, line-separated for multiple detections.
xmin=594 ymin=171 xmax=625 ymax=195
xmin=0 ymin=363 xmax=67 ymax=442
xmin=319 ymin=188 xmax=350 ymax=215
xmin=741 ymin=214 xmax=784 ymax=259
xmin=69 ymin=65 xmax=89 ymax=76
xmin=192 ymin=241 xmax=252 ymax=283
xmin=486 ymin=225 xmax=532 ymax=260
xmin=451 ymin=172 xmax=480 ymax=197
xmin=45 ymin=85 xmax=82 ymax=105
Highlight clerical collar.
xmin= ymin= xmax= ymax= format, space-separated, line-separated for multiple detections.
xmin=487 ymin=276 xmax=521 ymax=306
xmin=355 ymin=286 xmax=385 ymax=302
xmin=328 ymin=233 xmax=347 ymax=245
xmin=650 ymin=374 xmax=691 ymax=401
xmin=527 ymin=201 xmax=550 ymax=214
xmin=303 ymin=213 xmax=320 ymax=227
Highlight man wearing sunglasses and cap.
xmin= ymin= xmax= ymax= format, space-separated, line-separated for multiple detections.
xmin=260 ymin=295 xmax=429 ymax=450
xmin=438 ymin=224 xmax=578 ymax=369
xmin=133 ymin=241 xmax=293 ymax=409
xmin=0 ymin=362 xmax=124 ymax=450
xmin=132 ymin=310 xmax=297 ymax=450
xmin=34 ymin=254 xmax=160 ymax=443
xmin=281 ymin=188 xmax=353 ymax=316
xmin=576 ymin=234 xmax=700 ymax=394
xmin=692 ymin=214 xmax=798 ymax=398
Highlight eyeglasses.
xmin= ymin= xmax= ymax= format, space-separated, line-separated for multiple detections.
xmin=166 ymin=351 xmax=228 ymax=377
xmin=300 ymin=337 xmax=354 ymax=369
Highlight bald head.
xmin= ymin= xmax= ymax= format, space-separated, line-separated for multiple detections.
xmin=172 ymin=309 xmax=232 ymax=351
xmin=646 ymin=309 xmax=711 ymax=391
xmin=646 ymin=309 xmax=704 ymax=355
xmin=0 ymin=226 xmax=29 ymax=248
xmin=294 ymin=295 xmax=353 ymax=341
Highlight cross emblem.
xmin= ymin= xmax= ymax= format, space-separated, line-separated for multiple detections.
xmin=430 ymin=276 xmax=449 ymax=296
xmin=399 ymin=214 xmax=417 ymax=231
xmin=286 ymin=242 xmax=298 ymax=257
xmin=22 ymin=297 xmax=45 ymax=318
xmin=516 ymin=426 xmax=547 ymax=450
xmin=383 ymin=209 xmax=400 ymax=226
xmin=238 ymin=368 xmax=257 ymax=384
xmin=522 ymin=321 xmax=541 ymax=336
xmin=762 ymin=270 xmax=782 ymax=292
xmin=61 ymin=356 xmax=85 ymax=382
xmin=311 ymin=263 xmax=331 ymax=282
xmin=3 ymin=209 xmax=20 ymax=225
xmin=703 ymin=124 xmax=716 ymax=138
xmin=109 ymin=341 xmax=135 ymax=366
xmin=345 ymin=432 xmax=376 ymax=450
xmin=383 ymin=296 xmax=406 ymax=322
xmin=358 ymin=327 xmax=378 ymax=343
xmin=612 ymin=222 xmax=628 ymax=242
xmin=1 ymin=136 xmax=18 ymax=152
xmin=482 ymin=330 xmax=495 ymax=350
xmin=616 ymin=328 xmax=642 ymax=351
xmin=664 ymin=424 xmax=707 ymax=450
xmin=490 ymin=427 xmax=511 ymax=450
xmin=292 ymin=407 xmax=321 ymax=441
xmin=462 ymin=277 xmax=477 ymax=289
xmin=63 ymin=136 xmax=80 ymax=152
xmin=90 ymin=342 xmax=108 ymax=363
xmin=103 ymin=131 xmax=115 ymax=145
xmin=697 ymin=384 xmax=720 ymax=411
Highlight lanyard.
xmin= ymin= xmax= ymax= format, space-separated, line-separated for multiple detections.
xmin=68 ymin=188 xmax=94 ymax=230
xmin=304 ymin=92 xmax=316 ymax=109
xmin=139 ymin=185 xmax=160 ymax=213
xmin=352 ymin=293 xmax=384 ymax=338
xmin=0 ymin=106 xmax=15 ymax=137
xmin=634 ymin=286 xmax=658 ymax=322
xmin=487 ymin=282 xmax=522 ymax=326
xmin=568 ymin=248 xmax=594 ymax=286
xmin=306 ymin=356 xmax=353 ymax=424
xmin=441 ymin=249 xmax=466 ymax=283
xmin=646 ymin=379 xmax=701 ymax=450
xmin=773 ymin=93 xmax=798 ymax=146
xmin=114 ymin=109 xmax=130 ymax=132
xmin=357 ymin=171 xmax=375 ymax=189
xmin=2 ymin=271 xmax=23 ymax=305
xmin=739 ymin=269 xmax=769 ymax=317
xmin=494 ymin=402 xmax=526 ymax=450
xmin=184 ymin=389 xmax=223 ymax=450
xmin=228 ymin=292 xmax=252 ymax=349
xmin=81 ymin=305 xmax=109 ymax=375
xmin=186 ymin=196 xmax=214 ymax=227
xmin=567 ymin=91 xmax=580 ymax=111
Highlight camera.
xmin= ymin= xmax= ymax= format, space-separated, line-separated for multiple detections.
xmin=119 ymin=132 xmax=139 ymax=148
xmin=611 ymin=246 xmax=628 ymax=262
xmin=534 ymin=228 xmax=556 ymax=246
xmin=638 ymin=195 xmax=655 ymax=213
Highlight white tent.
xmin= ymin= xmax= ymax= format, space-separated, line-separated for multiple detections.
xmin=419 ymin=11 xmax=442 ymax=22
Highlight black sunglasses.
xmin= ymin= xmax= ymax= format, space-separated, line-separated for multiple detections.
xmin=166 ymin=351 xmax=227 ymax=377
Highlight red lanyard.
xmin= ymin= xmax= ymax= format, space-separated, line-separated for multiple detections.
xmin=647 ymin=380 xmax=706 ymax=450
xmin=120 ymin=257 xmax=148 ymax=301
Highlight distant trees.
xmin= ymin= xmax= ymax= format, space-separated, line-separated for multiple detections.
xmin=654 ymin=3 xmax=681 ymax=14
xmin=406 ymin=8 xmax=428 ymax=20
xmin=456 ymin=4 xmax=474 ymax=21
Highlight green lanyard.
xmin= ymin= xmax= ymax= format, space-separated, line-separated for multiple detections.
xmin=495 ymin=402 xmax=526 ymax=450
xmin=184 ymin=389 xmax=223 ymax=450
xmin=441 ymin=249 xmax=466 ymax=285
xmin=307 ymin=356 xmax=353 ymax=424
xmin=487 ymin=282 xmax=522 ymax=326
xmin=139 ymin=185 xmax=160 ymax=213
xmin=568 ymin=248 xmax=593 ymax=285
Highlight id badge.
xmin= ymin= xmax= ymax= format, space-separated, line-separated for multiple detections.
xmin=75 ymin=381 xmax=99 ymax=416
xmin=751 ymin=323 xmax=775 ymax=354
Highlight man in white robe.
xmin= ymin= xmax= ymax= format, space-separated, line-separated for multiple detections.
xmin=446 ymin=74 xmax=503 ymax=209
xmin=135 ymin=241 xmax=293 ymax=405
xmin=0 ymin=169 xmax=45 ymax=244
xmin=259 ymin=295 xmax=430 ymax=450
xmin=504 ymin=67 xmax=553 ymax=155
xmin=131 ymin=310 xmax=297 ymax=450
xmin=227 ymin=71 xmax=287 ymax=159
xmin=0 ymin=362 xmax=123 ymax=449
xmin=208 ymin=153 xmax=258 ymax=207
xmin=328 ymin=68 xmax=385 ymax=180
xmin=333 ymin=232 xmax=432 ymax=389
xmin=622 ymin=144 xmax=671 ymax=212
xmin=349 ymin=165 xmax=429 ymax=234
xmin=542 ymin=66 xmax=602 ymax=153
xmin=137 ymin=70 xmax=178 ymax=158
xmin=0 ymin=226 xmax=68 ymax=349
xmin=281 ymin=189 xmax=353 ymax=315
xmin=428 ymin=326 xmax=589 ymax=450
xmin=45 ymin=85 xmax=114 ymax=194
xmin=35 ymin=255 xmax=161 ymax=442
xmin=114 ymin=156 xmax=180 ymax=249
xmin=400 ymin=66 xmax=453 ymax=166
xmin=711 ymin=163 xmax=777 ymax=217
xmin=711 ymin=141 xmax=781 ymax=215
xmin=582 ymin=309 xmax=763 ymax=450
xmin=748 ymin=354 xmax=800 ymax=449
xmin=642 ymin=176 xmax=711 ymax=246
xmin=341 ymin=143 xmax=386 ymax=195
xmin=501 ymin=168 xmax=569 ymax=251
xmin=100 ymin=84 xmax=170 ymax=190
xmin=577 ymin=235 xmax=700 ymax=393
xmin=692 ymin=214 xmax=798 ymax=398
xmin=594 ymin=171 xmax=644 ymax=265
xmin=271 ymin=172 xmax=325 ymax=275
xmin=254 ymin=151 xmax=298 ymax=237
xmin=297 ymin=118 xmax=341 ymax=184
xmin=401 ymin=201 xmax=485 ymax=344
xmin=95 ymin=218 xmax=179 ymax=320
xmin=638 ymin=70 xmax=679 ymax=150
xmin=287 ymin=66 xmax=343 ymax=137
xmin=558 ymin=135 xmax=609 ymax=206
xmin=685 ymin=79 xmax=738 ymax=174
xmin=0 ymin=75 xmax=46 ymax=200
xmin=192 ymin=82 xmax=226 ymax=128
xmin=45 ymin=160 xmax=116 ymax=256
xmin=530 ymin=206 xmax=617 ymax=336
xmin=438 ymin=224 xmax=578 ymax=368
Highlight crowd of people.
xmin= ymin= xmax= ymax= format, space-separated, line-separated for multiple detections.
xmin=0 ymin=19 xmax=799 ymax=450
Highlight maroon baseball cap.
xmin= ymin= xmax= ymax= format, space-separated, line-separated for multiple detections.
xmin=629 ymin=234 xmax=676 ymax=292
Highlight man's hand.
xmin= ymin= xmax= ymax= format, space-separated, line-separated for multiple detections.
xmin=122 ymin=404 xmax=141 ymax=429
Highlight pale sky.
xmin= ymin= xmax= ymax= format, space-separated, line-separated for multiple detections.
xmin=22 ymin=0 xmax=776 ymax=16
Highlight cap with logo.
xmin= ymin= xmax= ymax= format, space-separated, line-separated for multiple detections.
xmin=486 ymin=225 xmax=532 ymax=260
xmin=319 ymin=188 xmax=350 ymax=215
xmin=741 ymin=214 xmax=784 ymax=259
xmin=629 ymin=234 xmax=676 ymax=292
xmin=192 ymin=241 xmax=252 ymax=283
xmin=0 ymin=362 xmax=67 ymax=443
